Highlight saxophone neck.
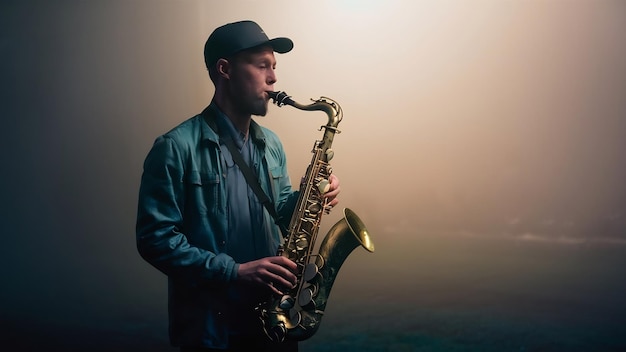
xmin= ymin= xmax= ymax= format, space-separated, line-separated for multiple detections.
xmin=267 ymin=91 xmax=343 ymax=129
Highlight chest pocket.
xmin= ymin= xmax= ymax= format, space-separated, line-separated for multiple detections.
xmin=265 ymin=148 xmax=287 ymax=198
xmin=268 ymin=165 xmax=287 ymax=201
xmin=185 ymin=170 xmax=220 ymax=214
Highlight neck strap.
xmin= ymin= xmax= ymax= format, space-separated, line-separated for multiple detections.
xmin=201 ymin=106 xmax=285 ymax=233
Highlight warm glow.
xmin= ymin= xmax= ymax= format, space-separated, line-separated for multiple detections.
xmin=191 ymin=0 xmax=626 ymax=246
xmin=3 ymin=1 xmax=625 ymax=350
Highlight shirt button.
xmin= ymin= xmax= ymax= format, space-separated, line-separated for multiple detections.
xmin=221 ymin=240 xmax=226 ymax=246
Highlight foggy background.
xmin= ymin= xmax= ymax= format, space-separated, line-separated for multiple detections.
xmin=1 ymin=0 xmax=625 ymax=351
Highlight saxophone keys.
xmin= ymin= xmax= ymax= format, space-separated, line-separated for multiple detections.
xmin=267 ymin=323 xmax=288 ymax=343
xmin=295 ymin=237 xmax=309 ymax=251
xmin=309 ymin=282 xmax=320 ymax=297
xmin=317 ymin=179 xmax=330 ymax=194
xmin=325 ymin=148 xmax=334 ymax=161
xmin=279 ymin=295 xmax=295 ymax=310
xmin=314 ymin=254 xmax=325 ymax=269
xmin=303 ymin=263 xmax=319 ymax=282
xmin=289 ymin=308 xmax=302 ymax=326
xmin=298 ymin=287 xmax=316 ymax=308
xmin=308 ymin=202 xmax=322 ymax=214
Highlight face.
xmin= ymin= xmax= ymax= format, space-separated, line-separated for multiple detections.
xmin=227 ymin=46 xmax=277 ymax=116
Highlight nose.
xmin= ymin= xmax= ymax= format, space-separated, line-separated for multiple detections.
xmin=267 ymin=67 xmax=277 ymax=86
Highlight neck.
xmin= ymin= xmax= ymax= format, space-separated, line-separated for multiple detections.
xmin=213 ymin=93 xmax=251 ymax=137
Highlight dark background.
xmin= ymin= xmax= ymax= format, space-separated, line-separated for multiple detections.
xmin=2 ymin=1 xmax=626 ymax=351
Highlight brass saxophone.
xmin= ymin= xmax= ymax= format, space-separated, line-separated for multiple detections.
xmin=259 ymin=91 xmax=375 ymax=342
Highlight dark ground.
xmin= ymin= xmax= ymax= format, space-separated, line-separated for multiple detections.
xmin=3 ymin=236 xmax=625 ymax=352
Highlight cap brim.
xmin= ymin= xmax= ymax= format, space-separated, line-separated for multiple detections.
xmin=268 ymin=37 xmax=293 ymax=54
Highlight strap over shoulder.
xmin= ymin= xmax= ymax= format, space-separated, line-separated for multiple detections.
xmin=201 ymin=104 xmax=287 ymax=234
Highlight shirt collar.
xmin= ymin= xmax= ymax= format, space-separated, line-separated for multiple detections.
xmin=202 ymin=102 xmax=267 ymax=148
xmin=215 ymin=106 xmax=247 ymax=149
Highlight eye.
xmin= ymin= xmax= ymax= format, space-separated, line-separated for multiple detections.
xmin=257 ymin=60 xmax=275 ymax=70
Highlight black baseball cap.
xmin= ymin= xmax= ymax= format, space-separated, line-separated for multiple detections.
xmin=204 ymin=20 xmax=293 ymax=69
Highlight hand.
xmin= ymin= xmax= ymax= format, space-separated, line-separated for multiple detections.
xmin=237 ymin=256 xmax=298 ymax=296
xmin=324 ymin=174 xmax=340 ymax=209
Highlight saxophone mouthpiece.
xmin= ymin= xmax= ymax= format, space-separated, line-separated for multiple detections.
xmin=267 ymin=91 xmax=293 ymax=107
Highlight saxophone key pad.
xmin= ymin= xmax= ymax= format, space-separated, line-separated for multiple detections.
xmin=308 ymin=202 xmax=322 ymax=214
xmin=295 ymin=237 xmax=309 ymax=251
xmin=289 ymin=308 xmax=302 ymax=326
xmin=279 ymin=295 xmax=295 ymax=310
xmin=325 ymin=149 xmax=334 ymax=161
xmin=303 ymin=263 xmax=319 ymax=282
xmin=298 ymin=287 xmax=315 ymax=307
xmin=317 ymin=179 xmax=330 ymax=194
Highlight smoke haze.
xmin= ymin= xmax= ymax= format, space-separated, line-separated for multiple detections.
xmin=1 ymin=0 xmax=625 ymax=350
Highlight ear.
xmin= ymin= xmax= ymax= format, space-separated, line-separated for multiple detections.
xmin=216 ymin=58 xmax=231 ymax=80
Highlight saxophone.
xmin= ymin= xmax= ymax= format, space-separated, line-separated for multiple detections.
xmin=259 ymin=91 xmax=375 ymax=342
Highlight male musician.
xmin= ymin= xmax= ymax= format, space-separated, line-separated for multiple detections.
xmin=136 ymin=20 xmax=340 ymax=352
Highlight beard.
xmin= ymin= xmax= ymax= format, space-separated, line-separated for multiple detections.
xmin=230 ymin=87 xmax=269 ymax=117
xmin=247 ymin=96 xmax=269 ymax=116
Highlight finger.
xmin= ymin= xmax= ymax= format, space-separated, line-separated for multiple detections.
xmin=267 ymin=281 xmax=284 ymax=296
xmin=266 ymin=259 xmax=298 ymax=286
xmin=324 ymin=187 xmax=340 ymax=201
xmin=324 ymin=176 xmax=340 ymax=197
xmin=265 ymin=271 xmax=297 ymax=293
xmin=269 ymin=256 xmax=298 ymax=271
xmin=327 ymin=197 xmax=339 ymax=206
xmin=269 ymin=268 xmax=297 ymax=287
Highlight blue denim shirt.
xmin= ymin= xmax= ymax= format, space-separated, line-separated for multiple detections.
xmin=214 ymin=106 xmax=268 ymax=264
xmin=136 ymin=105 xmax=298 ymax=348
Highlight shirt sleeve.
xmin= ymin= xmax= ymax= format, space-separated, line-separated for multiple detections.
xmin=136 ymin=136 xmax=238 ymax=286
xmin=274 ymin=144 xmax=300 ymax=229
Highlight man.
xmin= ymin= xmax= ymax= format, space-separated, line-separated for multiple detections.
xmin=136 ymin=20 xmax=340 ymax=352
